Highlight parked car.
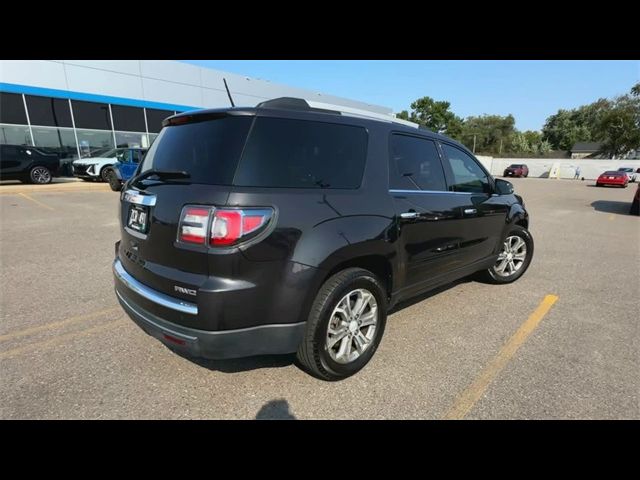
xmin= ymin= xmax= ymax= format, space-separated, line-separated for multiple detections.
xmin=0 ymin=144 xmax=59 ymax=184
xmin=72 ymin=147 xmax=147 ymax=182
xmin=113 ymin=98 xmax=533 ymax=380
xmin=103 ymin=148 xmax=147 ymax=191
xmin=617 ymin=167 xmax=639 ymax=183
xmin=503 ymin=164 xmax=529 ymax=178
xmin=596 ymin=171 xmax=629 ymax=188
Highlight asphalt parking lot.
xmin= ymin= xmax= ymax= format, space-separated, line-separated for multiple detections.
xmin=1 ymin=178 xmax=638 ymax=419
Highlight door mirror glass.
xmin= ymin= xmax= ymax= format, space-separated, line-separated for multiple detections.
xmin=494 ymin=178 xmax=514 ymax=195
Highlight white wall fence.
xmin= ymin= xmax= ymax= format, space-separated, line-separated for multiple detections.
xmin=476 ymin=156 xmax=640 ymax=180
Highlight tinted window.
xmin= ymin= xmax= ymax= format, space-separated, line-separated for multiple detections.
xmin=111 ymin=105 xmax=146 ymax=132
xmin=139 ymin=116 xmax=252 ymax=185
xmin=0 ymin=93 xmax=28 ymax=125
xmin=442 ymin=144 xmax=490 ymax=194
xmin=235 ymin=117 xmax=367 ymax=189
xmin=389 ymin=134 xmax=446 ymax=191
xmin=71 ymin=100 xmax=112 ymax=130
xmin=146 ymin=108 xmax=175 ymax=133
xmin=131 ymin=149 xmax=145 ymax=164
xmin=25 ymin=95 xmax=73 ymax=127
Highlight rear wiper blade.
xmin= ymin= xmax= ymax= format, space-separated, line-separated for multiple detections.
xmin=130 ymin=169 xmax=190 ymax=186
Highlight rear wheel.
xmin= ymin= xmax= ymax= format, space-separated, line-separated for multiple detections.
xmin=479 ymin=225 xmax=534 ymax=284
xmin=596 ymin=182 xmax=602 ymax=187
xmin=100 ymin=166 xmax=111 ymax=182
xmin=29 ymin=166 xmax=52 ymax=184
xmin=296 ymin=268 xmax=387 ymax=381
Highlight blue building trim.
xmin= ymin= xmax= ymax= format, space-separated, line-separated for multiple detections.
xmin=0 ymin=82 xmax=196 ymax=113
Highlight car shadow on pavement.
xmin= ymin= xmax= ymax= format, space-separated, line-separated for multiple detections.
xmin=590 ymin=200 xmax=633 ymax=216
xmin=255 ymin=399 xmax=297 ymax=420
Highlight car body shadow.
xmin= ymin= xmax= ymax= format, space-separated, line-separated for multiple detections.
xmin=591 ymin=200 xmax=633 ymax=215
xmin=256 ymin=399 xmax=297 ymax=420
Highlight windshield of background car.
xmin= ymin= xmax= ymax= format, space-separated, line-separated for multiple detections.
xmin=509 ymin=164 xmax=523 ymax=168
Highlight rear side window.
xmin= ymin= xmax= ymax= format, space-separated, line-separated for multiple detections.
xmin=389 ymin=134 xmax=447 ymax=191
xmin=139 ymin=116 xmax=253 ymax=185
xmin=234 ymin=117 xmax=368 ymax=189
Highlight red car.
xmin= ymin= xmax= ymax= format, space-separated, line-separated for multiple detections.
xmin=596 ymin=171 xmax=629 ymax=188
xmin=503 ymin=164 xmax=529 ymax=178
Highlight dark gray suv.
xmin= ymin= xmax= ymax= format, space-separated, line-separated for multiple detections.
xmin=113 ymin=98 xmax=533 ymax=380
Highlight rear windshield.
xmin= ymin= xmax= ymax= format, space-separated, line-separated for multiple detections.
xmin=139 ymin=116 xmax=253 ymax=185
xmin=509 ymin=164 xmax=524 ymax=168
xmin=234 ymin=117 xmax=368 ymax=189
xmin=603 ymin=171 xmax=621 ymax=175
xmin=139 ymin=115 xmax=368 ymax=188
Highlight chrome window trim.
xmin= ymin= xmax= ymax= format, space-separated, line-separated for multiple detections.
xmin=389 ymin=189 xmax=474 ymax=195
xmin=113 ymin=259 xmax=197 ymax=315
xmin=123 ymin=189 xmax=157 ymax=206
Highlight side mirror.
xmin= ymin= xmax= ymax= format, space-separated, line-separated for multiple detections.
xmin=494 ymin=178 xmax=514 ymax=195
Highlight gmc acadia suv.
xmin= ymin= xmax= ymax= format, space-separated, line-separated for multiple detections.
xmin=113 ymin=98 xmax=533 ymax=380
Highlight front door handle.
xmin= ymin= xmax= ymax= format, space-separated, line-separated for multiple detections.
xmin=464 ymin=208 xmax=477 ymax=215
xmin=400 ymin=211 xmax=419 ymax=219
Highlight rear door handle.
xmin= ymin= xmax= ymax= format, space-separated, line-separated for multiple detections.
xmin=400 ymin=211 xmax=419 ymax=219
xmin=464 ymin=208 xmax=477 ymax=215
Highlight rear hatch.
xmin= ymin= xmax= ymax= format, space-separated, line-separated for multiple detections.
xmin=118 ymin=113 xmax=253 ymax=301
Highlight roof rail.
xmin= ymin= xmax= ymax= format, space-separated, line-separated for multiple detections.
xmin=256 ymin=97 xmax=419 ymax=129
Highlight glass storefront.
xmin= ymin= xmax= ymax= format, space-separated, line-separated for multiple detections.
xmin=0 ymin=124 xmax=32 ymax=146
xmin=0 ymin=91 xmax=179 ymax=176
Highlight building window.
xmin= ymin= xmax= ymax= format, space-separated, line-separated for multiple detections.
xmin=146 ymin=108 xmax=174 ymax=133
xmin=111 ymin=104 xmax=146 ymax=132
xmin=25 ymin=95 xmax=73 ymax=128
xmin=0 ymin=124 xmax=32 ymax=146
xmin=71 ymin=100 xmax=112 ymax=130
xmin=0 ymin=93 xmax=28 ymax=125
xmin=115 ymin=131 xmax=149 ymax=148
xmin=75 ymin=129 xmax=115 ymax=158
xmin=31 ymin=126 xmax=78 ymax=160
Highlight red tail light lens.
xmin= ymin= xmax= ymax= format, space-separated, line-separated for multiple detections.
xmin=211 ymin=208 xmax=272 ymax=246
xmin=178 ymin=207 xmax=210 ymax=244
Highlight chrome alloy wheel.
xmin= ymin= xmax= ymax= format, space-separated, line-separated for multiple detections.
xmin=325 ymin=288 xmax=378 ymax=364
xmin=31 ymin=167 xmax=51 ymax=184
xmin=495 ymin=235 xmax=527 ymax=277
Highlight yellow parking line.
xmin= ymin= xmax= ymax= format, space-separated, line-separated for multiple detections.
xmin=443 ymin=294 xmax=559 ymax=420
xmin=608 ymin=215 xmax=615 ymax=221
xmin=18 ymin=192 xmax=55 ymax=211
xmin=0 ymin=307 xmax=120 ymax=342
xmin=0 ymin=319 xmax=126 ymax=361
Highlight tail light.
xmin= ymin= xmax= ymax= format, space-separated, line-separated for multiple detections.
xmin=178 ymin=206 xmax=273 ymax=247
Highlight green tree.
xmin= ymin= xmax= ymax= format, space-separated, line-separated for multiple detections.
xmin=403 ymin=96 xmax=464 ymax=138
xmin=631 ymin=82 xmax=640 ymax=97
xmin=595 ymin=93 xmax=640 ymax=158
xmin=461 ymin=114 xmax=516 ymax=155
xmin=510 ymin=132 xmax=532 ymax=153
xmin=396 ymin=110 xmax=410 ymax=121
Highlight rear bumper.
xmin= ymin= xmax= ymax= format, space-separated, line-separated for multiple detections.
xmin=113 ymin=258 xmax=305 ymax=359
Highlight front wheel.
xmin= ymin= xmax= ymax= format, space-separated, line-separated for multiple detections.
xmin=296 ymin=268 xmax=387 ymax=381
xmin=105 ymin=169 xmax=122 ymax=191
xmin=479 ymin=225 xmax=534 ymax=284
xmin=29 ymin=166 xmax=52 ymax=184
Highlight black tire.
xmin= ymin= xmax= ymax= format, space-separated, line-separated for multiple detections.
xmin=29 ymin=165 xmax=52 ymax=184
xmin=100 ymin=166 xmax=111 ymax=182
xmin=596 ymin=183 xmax=602 ymax=187
xmin=296 ymin=268 xmax=387 ymax=381
xmin=478 ymin=225 xmax=534 ymax=284
xmin=105 ymin=169 xmax=122 ymax=191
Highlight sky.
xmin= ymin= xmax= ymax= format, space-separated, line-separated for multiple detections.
xmin=182 ymin=60 xmax=638 ymax=131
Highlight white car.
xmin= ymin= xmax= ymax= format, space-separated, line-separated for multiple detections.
xmin=617 ymin=167 xmax=639 ymax=183
xmin=72 ymin=147 xmax=146 ymax=182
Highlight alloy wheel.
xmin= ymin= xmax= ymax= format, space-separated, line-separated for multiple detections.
xmin=494 ymin=235 xmax=527 ymax=277
xmin=31 ymin=167 xmax=51 ymax=184
xmin=325 ymin=288 xmax=378 ymax=364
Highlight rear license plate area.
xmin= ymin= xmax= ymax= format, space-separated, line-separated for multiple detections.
xmin=127 ymin=204 xmax=149 ymax=233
